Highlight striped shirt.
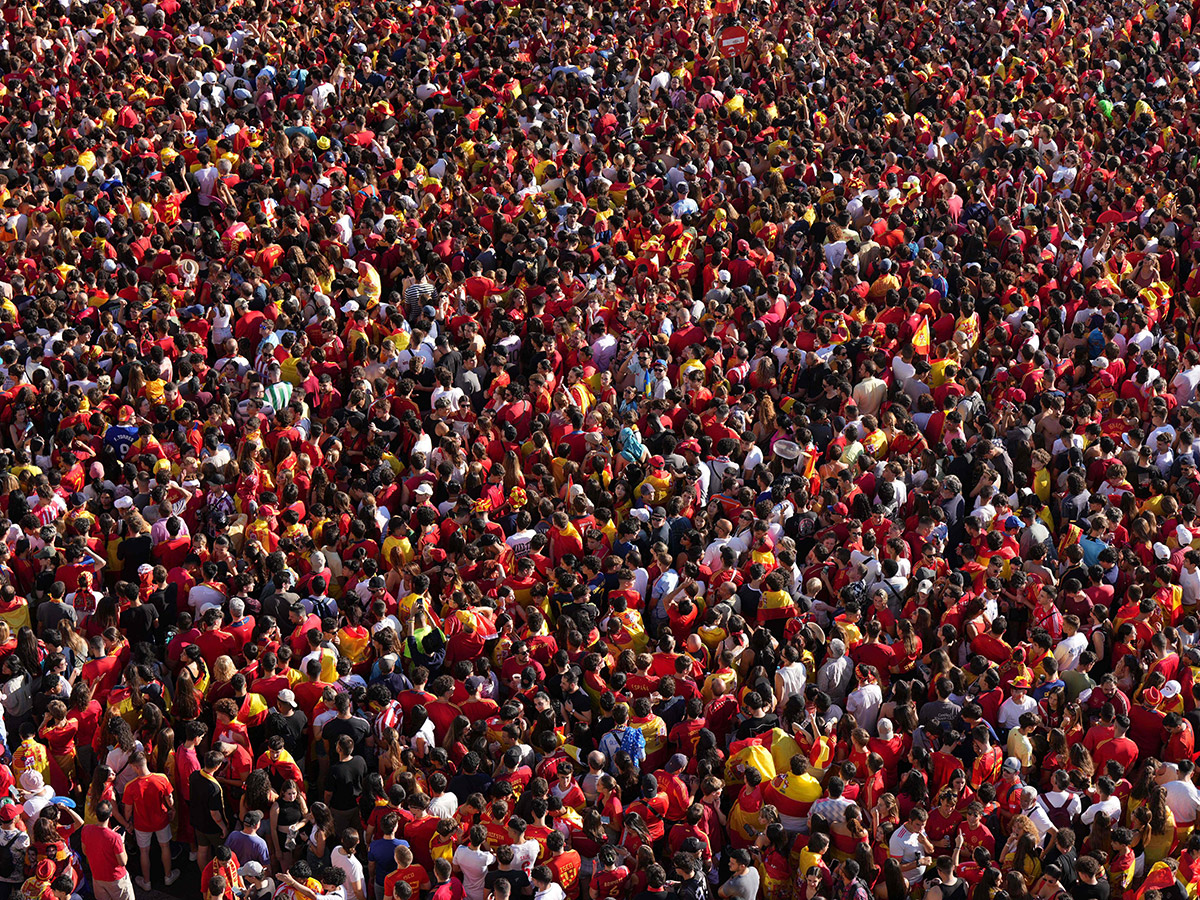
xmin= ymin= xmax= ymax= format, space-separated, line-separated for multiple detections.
xmin=264 ymin=380 xmax=293 ymax=413
xmin=404 ymin=281 xmax=436 ymax=320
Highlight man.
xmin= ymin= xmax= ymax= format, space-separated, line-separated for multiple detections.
xmin=671 ymin=852 xmax=708 ymax=900
xmin=239 ymin=862 xmax=277 ymax=900
xmin=0 ymin=802 xmax=27 ymax=897
xmin=599 ymin=705 xmax=646 ymax=773
xmin=452 ymin=824 xmax=495 ymax=900
xmin=1071 ymin=856 xmax=1110 ymax=900
xmin=531 ymin=867 xmax=566 ymax=900
xmin=226 ymin=812 xmax=272 ymax=870
xmin=81 ymin=801 xmax=132 ymax=900
xmin=430 ymin=859 xmax=465 ymax=900
xmin=718 ymin=849 xmax=760 ymax=900
xmin=122 ymin=750 xmax=180 ymax=889
xmin=189 ymin=750 xmax=229 ymax=871
xmin=326 ymin=735 xmax=368 ymax=834
xmin=888 ymin=808 xmax=934 ymax=885
xmin=279 ymin=866 xmax=347 ymax=900
xmin=544 ymin=830 xmax=581 ymax=900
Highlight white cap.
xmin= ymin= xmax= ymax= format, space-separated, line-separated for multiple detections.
xmin=114 ymin=496 xmax=134 ymax=510
xmin=1154 ymin=541 xmax=1171 ymax=561
xmin=917 ymin=579 xmax=933 ymax=594
xmin=414 ymin=483 xmax=434 ymax=496
xmin=342 ymin=300 xmax=360 ymax=314
xmin=1163 ymin=680 xmax=1182 ymax=700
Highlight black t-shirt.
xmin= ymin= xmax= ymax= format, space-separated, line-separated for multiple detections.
xmin=268 ymin=710 xmax=308 ymax=758
xmin=189 ymin=770 xmax=225 ymax=834
xmin=326 ymin=756 xmax=367 ymax=811
xmin=1072 ymin=880 xmax=1110 ymax=900
xmin=735 ymin=713 xmax=779 ymax=741
xmin=323 ymin=715 xmax=371 ymax=758
xmin=485 ymin=869 xmax=530 ymax=897
xmin=120 ymin=603 xmax=159 ymax=645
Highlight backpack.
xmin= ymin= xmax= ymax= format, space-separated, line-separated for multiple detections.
xmin=1043 ymin=791 xmax=1076 ymax=830
xmin=312 ymin=594 xmax=339 ymax=621
xmin=0 ymin=829 xmax=21 ymax=879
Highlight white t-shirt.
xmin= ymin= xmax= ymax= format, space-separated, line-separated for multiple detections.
xmin=331 ymin=846 xmax=365 ymax=900
xmin=452 ymin=845 xmax=496 ymax=900
xmin=998 ymin=694 xmax=1038 ymax=731
xmin=510 ymin=838 xmax=541 ymax=876
xmin=888 ymin=825 xmax=926 ymax=884
xmin=1053 ymin=633 xmax=1089 ymax=671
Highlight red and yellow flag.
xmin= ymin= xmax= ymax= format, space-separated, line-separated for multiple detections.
xmin=913 ymin=317 xmax=931 ymax=355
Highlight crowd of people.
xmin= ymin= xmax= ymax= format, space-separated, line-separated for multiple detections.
xmin=3 ymin=0 xmax=1200 ymax=899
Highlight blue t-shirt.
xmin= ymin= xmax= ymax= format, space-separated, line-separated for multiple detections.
xmin=104 ymin=424 xmax=139 ymax=457
xmin=225 ymin=830 xmax=271 ymax=867
xmin=368 ymin=837 xmax=407 ymax=886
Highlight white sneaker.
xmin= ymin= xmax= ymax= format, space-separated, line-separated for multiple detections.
xmin=136 ymin=877 xmax=152 ymax=891
xmin=165 ymin=869 xmax=182 ymax=886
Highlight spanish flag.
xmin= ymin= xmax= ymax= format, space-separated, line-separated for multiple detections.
xmin=913 ymin=317 xmax=931 ymax=355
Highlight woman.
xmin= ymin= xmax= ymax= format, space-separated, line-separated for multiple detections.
xmin=38 ymin=701 xmax=78 ymax=794
xmin=874 ymin=858 xmax=907 ymax=900
xmin=202 ymin=655 xmax=235 ymax=706
xmin=797 ymin=866 xmax=826 ymax=900
xmin=305 ymin=802 xmax=336 ymax=870
xmin=85 ymin=765 xmax=130 ymax=830
xmin=1133 ymin=786 xmax=1175 ymax=867
xmin=104 ymin=716 xmax=143 ymax=796
xmin=1030 ymin=863 xmax=1066 ymax=900
xmin=830 ymin=803 xmax=870 ymax=862
xmin=756 ymin=822 xmax=793 ymax=900
xmin=271 ymin=779 xmax=309 ymax=874
xmin=1000 ymin=816 xmax=1043 ymax=884
xmin=239 ymin=769 xmax=278 ymax=826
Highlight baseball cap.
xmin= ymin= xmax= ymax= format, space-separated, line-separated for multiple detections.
xmin=1002 ymin=757 xmax=1021 ymax=773
xmin=239 ymin=862 xmax=266 ymax=879
xmin=277 ymin=689 xmax=297 ymax=708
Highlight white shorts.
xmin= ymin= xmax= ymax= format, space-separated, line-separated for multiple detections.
xmin=135 ymin=825 xmax=172 ymax=849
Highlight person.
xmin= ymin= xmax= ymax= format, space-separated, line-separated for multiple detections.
xmin=8 ymin=10 xmax=1200 ymax=898
xmin=452 ymin=825 xmax=495 ymax=900
xmin=332 ymin=829 xmax=367 ymax=900
xmin=190 ymin=751 xmax=229 ymax=872
xmin=531 ymin=867 xmax=566 ymax=900
xmin=80 ymin=801 xmax=133 ymax=900
xmin=239 ymin=862 xmax=277 ymax=900
xmin=718 ymin=849 xmax=760 ymax=900
xmin=226 ymin=812 xmax=272 ymax=871
xmin=0 ymin=803 xmax=27 ymax=900
xmin=122 ymin=750 xmax=181 ymax=888
xmin=430 ymin=859 xmax=466 ymax=900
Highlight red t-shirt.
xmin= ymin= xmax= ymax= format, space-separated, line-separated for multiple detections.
xmin=124 ymin=773 xmax=173 ymax=832
xmin=81 ymin=824 xmax=127 ymax=881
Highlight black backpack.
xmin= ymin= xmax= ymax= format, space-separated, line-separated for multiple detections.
xmin=0 ymin=829 xmax=21 ymax=878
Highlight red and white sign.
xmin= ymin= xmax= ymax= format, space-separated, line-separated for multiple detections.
xmin=718 ymin=24 xmax=749 ymax=56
